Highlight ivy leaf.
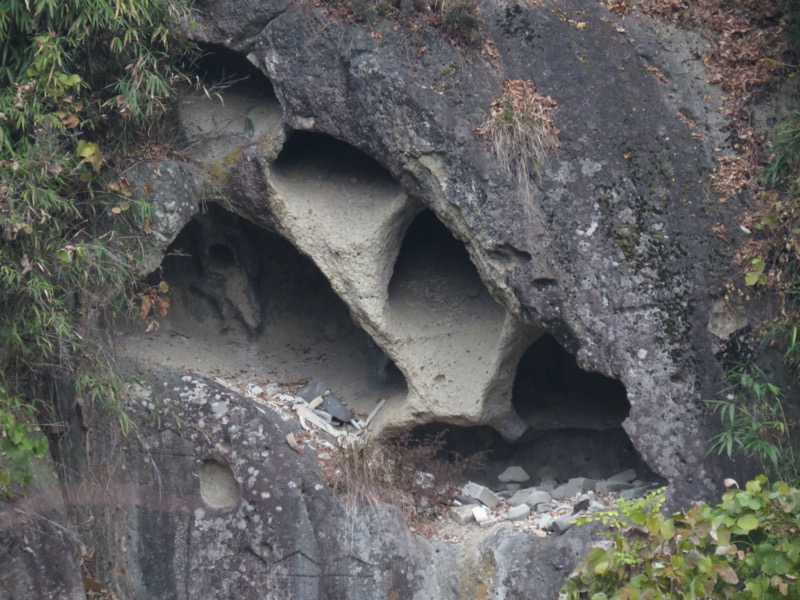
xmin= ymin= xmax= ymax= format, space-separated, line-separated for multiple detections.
xmin=736 ymin=514 xmax=759 ymax=532
xmin=714 ymin=564 xmax=739 ymax=585
xmin=745 ymin=258 xmax=766 ymax=286
xmin=76 ymin=140 xmax=102 ymax=172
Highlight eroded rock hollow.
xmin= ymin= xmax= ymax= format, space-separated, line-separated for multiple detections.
xmin=4 ymin=0 xmax=765 ymax=597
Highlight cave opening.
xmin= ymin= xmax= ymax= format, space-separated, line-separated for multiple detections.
xmin=512 ymin=334 xmax=630 ymax=432
xmin=388 ymin=210 xmax=491 ymax=311
xmin=135 ymin=202 xmax=407 ymax=414
xmin=190 ymin=42 xmax=276 ymax=97
xmin=389 ymin=334 xmax=658 ymax=489
xmin=383 ymin=209 xmax=507 ymax=398
xmin=271 ymin=130 xmax=397 ymax=189
xmin=178 ymin=44 xmax=281 ymax=167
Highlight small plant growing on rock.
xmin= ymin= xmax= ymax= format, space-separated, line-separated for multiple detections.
xmin=562 ymin=477 xmax=800 ymax=599
xmin=707 ymin=364 xmax=799 ymax=486
xmin=321 ymin=430 xmax=484 ymax=523
xmin=478 ymin=79 xmax=560 ymax=199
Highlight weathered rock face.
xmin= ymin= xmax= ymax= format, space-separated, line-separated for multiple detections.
xmin=52 ymin=366 xmax=593 ymax=599
xmin=4 ymin=2 xmax=764 ymax=598
xmin=161 ymin=0 xmax=739 ymax=504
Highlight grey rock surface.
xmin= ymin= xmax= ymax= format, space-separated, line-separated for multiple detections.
xmin=463 ymin=482 xmax=501 ymax=509
xmin=181 ymin=0 xmax=740 ymax=506
xmin=124 ymin=160 xmax=205 ymax=276
xmin=524 ymin=491 xmax=554 ymax=509
xmin=0 ymin=460 xmax=85 ymax=600
xmin=40 ymin=365 xmax=595 ymax=599
xmin=498 ymin=466 xmax=530 ymax=484
xmin=507 ymin=504 xmax=531 ymax=521
xmin=321 ymin=394 xmax=352 ymax=423
xmin=597 ymin=481 xmax=637 ymax=495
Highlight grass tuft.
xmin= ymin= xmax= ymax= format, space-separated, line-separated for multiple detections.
xmin=479 ymin=79 xmax=560 ymax=199
xmin=321 ymin=430 xmax=485 ymax=524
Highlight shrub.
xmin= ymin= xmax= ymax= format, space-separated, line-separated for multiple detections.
xmin=478 ymin=79 xmax=560 ymax=199
xmin=562 ymin=477 xmax=800 ymax=599
xmin=0 ymin=0 xmax=194 ymax=496
xmin=707 ymin=364 xmax=799 ymax=485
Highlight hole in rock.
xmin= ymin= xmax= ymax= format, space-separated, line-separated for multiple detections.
xmin=272 ymin=130 xmax=396 ymax=186
xmin=190 ymin=43 xmax=276 ymax=96
xmin=130 ymin=203 xmax=407 ymax=416
xmin=178 ymin=44 xmax=281 ymax=166
xmin=512 ymin=334 xmax=629 ymax=431
xmin=199 ymin=459 xmax=240 ymax=509
xmin=389 ymin=210 xmax=490 ymax=310
xmin=404 ymin=423 xmax=657 ymax=489
xmin=387 ymin=210 xmax=505 ymax=361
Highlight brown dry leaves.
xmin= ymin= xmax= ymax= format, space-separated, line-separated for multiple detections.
xmin=478 ymin=79 xmax=560 ymax=197
xmin=613 ymin=1 xmax=797 ymax=281
xmin=639 ymin=0 xmax=793 ymax=210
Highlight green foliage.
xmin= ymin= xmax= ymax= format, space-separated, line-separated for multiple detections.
xmin=0 ymin=0 xmax=194 ymax=495
xmin=0 ymin=386 xmax=48 ymax=491
xmin=562 ymin=477 xmax=800 ymax=599
xmin=707 ymin=364 xmax=799 ymax=485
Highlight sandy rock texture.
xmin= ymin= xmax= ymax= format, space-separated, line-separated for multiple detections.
xmin=172 ymin=0 xmax=740 ymax=503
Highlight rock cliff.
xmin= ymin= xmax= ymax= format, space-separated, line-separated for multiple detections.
xmin=2 ymin=0 xmax=766 ymax=597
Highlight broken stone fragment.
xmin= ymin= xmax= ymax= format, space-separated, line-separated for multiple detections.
xmin=472 ymin=505 xmax=491 ymax=524
xmin=531 ymin=502 xmax=552 ymax=514
xmin=596 ymin=480 xmax=636 ymax=494
xmin=297 ymin=380 xmax=327 ymax=401
xmin=551 ymin=481 xmax=583 ymax=500
xmin=508 ymin=488 xmax=536 ymax=506
xmin=567 ymin=477 xmax=597 ymax=493
xmin=607 ymin=469 xmax=637 ymax=483
xmin=498 ymin=466 xmax=530 ymax=483
xmin=551 ymin=515 xmax=576 ymax=534
xmin=462 ymin=482 xmax=500 ymax=508
xmin=451 ymin=505 xmax=476 ymax=525
xmin=321 ymin=393 xmax=352 ymax=422
xmin=538 ymin=513 xmax=576 ymax=534
xmin=620 ymin=486 xmax=650 ymax=499
xmin=572 ymin=495 xmax=590 ymax=515
xmin=506 ymin=504 xmax=531 ymax=521
xmin=523 ymin=490 xmax=553 ymax=508
xmin=506 ymin=483 xmax=522 ymax=493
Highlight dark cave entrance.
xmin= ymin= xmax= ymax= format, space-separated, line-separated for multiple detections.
xmin=404 ymin=421 xmax=653 ymax=488
xmin=272 ymin=130 xmax=396 ymax=185
xmin=395 ymin=335 xmax=657 ymax=488
xmin=190 ymin=42 xmax=276 ymax=97
xmin=512 ymin=334 xmax=630 ymax=432
xmin=147 ymin=203 xmax=407 ymax=409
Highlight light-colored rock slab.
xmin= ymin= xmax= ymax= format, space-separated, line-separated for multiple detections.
xmin=608 ymin=469 xmax=637 ymax=483
xmin=463 ymin=482 xmax=500 ymax=508
xmin=472 ymin=506 xmax=490 ymax=524
xmin=507 ymin=504 xmax=531 ymax=521
xmin=523 ymin=491 xmax=553 ymax=508
xmin=451 ymin=505 xmax=476 ymax=525
xmin=596 ymin=480 xmax=636 ymax=494
xmin=498 ymin=466 xmax=530 ymax=483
